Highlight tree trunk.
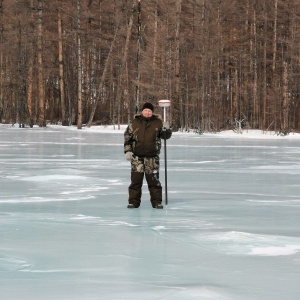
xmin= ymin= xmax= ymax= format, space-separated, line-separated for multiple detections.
xmin=0 ymin=0 xmax=3 ymax=122
xmin=272 ymin=0 xmax=278 ymax=73
xmin=37 ymin=0 xmax=45 ymax=127
xmin=27 ymin=0 xmax=35 ymax=127
xmin=86 ymin=18 xmax=120 ymax=127
xmin=27 ymin=62 xmax=33 ymax=124
xmin=116 ymin=0 xmax=136 ymax=129
xmin=175 ymin=0 xmax=182 ymax=129
xmin=262 ymin=1 xmax=267 ymax=130
xmin=135 ymin=0 xmax=141 ymax=111
xmin=200 ymin=0 xmax=205 ymax=131
xmin=282 ymin=61 xmax=288 ymax=131
xmin=152 ymin=3 xmax=158 ymax=91
xmin=252 ymin=8 xmax=258 ymax=128
xmin=0 ymin=51 xmax=2 ymax=122
xmin=77 ymin=0 xmax=82 ymax=129
xmin=58 ymin=7 xmax=66 ymax=125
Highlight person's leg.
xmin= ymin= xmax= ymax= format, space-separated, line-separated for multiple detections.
xmin=128 ymin=172 xmax=144 ymax=207
xmin=144 ymin=156 xmax=162 ymax=208
xmin=128 ymin=156 xmax=144 ymax=208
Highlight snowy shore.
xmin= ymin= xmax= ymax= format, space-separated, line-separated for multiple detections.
xmin=1 ymin=123 xmax=300 ymax=140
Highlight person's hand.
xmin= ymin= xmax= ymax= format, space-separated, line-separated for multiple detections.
xmin=163 ymin=122 xmax=170 ymax=129
xmin=125 ymin=152 xmax=133 ymax=161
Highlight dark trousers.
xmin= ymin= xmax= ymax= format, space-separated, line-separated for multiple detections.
xmin=128 ymin=156 xmax=162 ymax=207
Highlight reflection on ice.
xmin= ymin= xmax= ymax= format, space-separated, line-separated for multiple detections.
xmin=0 ymin=254 xmax=31 ymax=272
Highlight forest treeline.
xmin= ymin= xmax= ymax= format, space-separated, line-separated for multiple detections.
xmin=0 ymin=0 xmax=300 ymax=132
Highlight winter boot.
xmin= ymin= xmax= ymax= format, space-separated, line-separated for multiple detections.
xmin=127 ymin=203 xmax=140 ymax=208
xmin=153 ymin=203 xmax=163 ymax=209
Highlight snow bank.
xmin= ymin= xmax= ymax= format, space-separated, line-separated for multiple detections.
xmin=1 ymin=123 xmax=300 ymax=139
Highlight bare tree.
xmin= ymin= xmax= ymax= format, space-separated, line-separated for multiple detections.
xmin=86 ymin=20 xmax=120 ymax=127
xmin=37 ymin=0 xmax=45 ymax=127
xmin=115 ymin=0 xmax=136 ymax=129
xmin=0 ymin=0 xmax=3 ymax=122
xmin=76 ymin=0 xmax=82 ymax=129
xmin=0 ymin=0 xmax=300 ymax=132
xmin=57 ymin=5 xmax=66 ymax=125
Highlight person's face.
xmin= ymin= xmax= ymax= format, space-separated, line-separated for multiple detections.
xmin=142 ymin=109 xmax=153 ymax=118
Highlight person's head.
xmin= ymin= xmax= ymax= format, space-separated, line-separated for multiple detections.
xmin=141 ymin=102 xmax=154 ymax=118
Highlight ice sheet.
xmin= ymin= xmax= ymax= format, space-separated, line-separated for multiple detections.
xmin=0 ymin=125 xmax=299 ymax=299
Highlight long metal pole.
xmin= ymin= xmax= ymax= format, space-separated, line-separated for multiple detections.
xmin=164 ymin=131 xmax=168 ymax=206
xmin=163 ymin=106 xmax=168 ymax=207
xmin=159 ymin=100 xmax=171 ymax=208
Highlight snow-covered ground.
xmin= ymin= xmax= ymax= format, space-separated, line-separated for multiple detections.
xmin=0 ymin=124 xmax=299 ymax=299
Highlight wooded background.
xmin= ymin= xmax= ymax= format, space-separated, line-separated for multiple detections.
xmin=0 ymin=0 xmax=300 ymax=132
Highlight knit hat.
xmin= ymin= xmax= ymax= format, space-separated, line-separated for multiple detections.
xmin=142 ymin=102 xmax=154 ymax=112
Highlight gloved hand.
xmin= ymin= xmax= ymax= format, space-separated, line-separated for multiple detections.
xmin=163 ymin=122 xmax=170 ymax=129
xmin=125 ymin=152 xmax=133 ymax=161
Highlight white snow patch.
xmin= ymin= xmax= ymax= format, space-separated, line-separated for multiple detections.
xmin=70 ymin=214 xmax=102 ymax=220
xmin=250 ymin=245 xmax=300 ymax=256
xmin=152 ymin=225 xmax=167 ymax=231
xmin=60 ymin=187 xmax=109 ymax=194
xmin=20 ymin=175 xmax=88 ymax=182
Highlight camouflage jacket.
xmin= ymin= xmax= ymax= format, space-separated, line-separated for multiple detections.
xmin=124 ymin=114 xmax=171 ymax=157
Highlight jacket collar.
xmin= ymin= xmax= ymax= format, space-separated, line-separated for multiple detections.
xmin=134 ymin=113 xmax=162 ymax=121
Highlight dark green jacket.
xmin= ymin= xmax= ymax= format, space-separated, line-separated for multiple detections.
xmin=124 ymin=114 xmax=172 ymax=157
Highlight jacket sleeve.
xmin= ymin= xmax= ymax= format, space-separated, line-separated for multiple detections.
xmin=124 ymin=123 xmax=133 ymax=153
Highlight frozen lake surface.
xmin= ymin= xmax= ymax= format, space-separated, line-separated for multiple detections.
xmin=0 ymin=125 xmax=300 ymax=299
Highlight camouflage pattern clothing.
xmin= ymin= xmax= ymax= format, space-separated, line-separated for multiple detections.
xmin=124 ymin=113 xmax=172 ymax=208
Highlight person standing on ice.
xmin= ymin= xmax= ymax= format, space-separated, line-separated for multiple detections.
xmin=124 ymin=102 xmax=172 ymax=209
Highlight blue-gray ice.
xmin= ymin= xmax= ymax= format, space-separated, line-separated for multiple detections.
xmin=0 ymin=125 xmax=300 ymax=300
